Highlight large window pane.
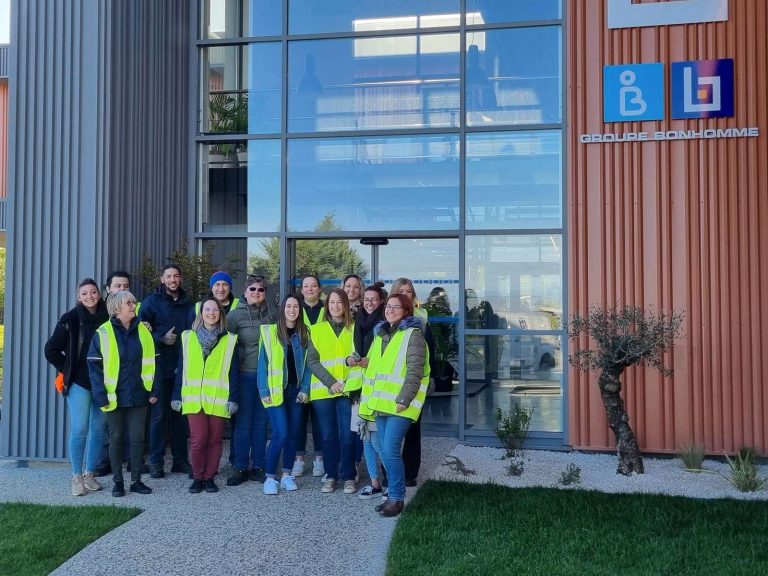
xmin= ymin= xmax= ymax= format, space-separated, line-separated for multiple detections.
xmin=466 ymin=0 xmax=561 ymax=25
xmin=289 ymin=0 xmax=459 ymax=35
xmin=466 ymin=131 xmax=561 ymax=229
xmin=287 ymin=135 xmax=459 ymax=232
xmin=199 ymin=140 xmax=281 ymax=233
xmin=465 ymin=335 xmax=562 ymax=433
xmin=465 ymin=27 xmax=561 ymax=126
xmin=288 ymin=36 xmax=460 ymax=133
xmin=202 ymin=43 xmax=281 ymax=134
xmin=465 ymin=235 xmax=562 ymax=327
xmin=203 ymin=0 xmax=281 ymax=38
xmin=291 ymin=239 xmax=372 ymax=296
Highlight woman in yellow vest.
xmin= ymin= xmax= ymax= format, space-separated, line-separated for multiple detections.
xmin=257 ymin=295 xmax=311 ymax=495
xmin=361 ymin=293 xmax=429 ymax=517
xmin=171 ymin=297 xmax=240 ymax=494
xmin=88 ymin=291 xmax=158 ymax=498
xmin=306 ymin=288 xmax=361 ymax=494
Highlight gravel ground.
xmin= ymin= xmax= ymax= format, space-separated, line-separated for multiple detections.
xmin=431 ymin=444 xmax=768 ymax=500
xmin=0 ymin=436 xmax=458 ymax=576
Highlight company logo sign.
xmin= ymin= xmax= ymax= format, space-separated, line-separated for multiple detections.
xmin=603 ymin=63 xmax=664 ymax=122
xmin=670 ymin=58 xmax=734 ymax=119
xmin=603 ymin=59 xmax=734 ymax=122
xmin=607 ymin=0 xmax=728 ymax=29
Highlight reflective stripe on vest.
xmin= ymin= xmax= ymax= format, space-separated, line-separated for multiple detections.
xmin=97 ymin=321 xmax=156 ymax=413
xmin=360 ymin=328 xmax=430 ymax=422
xmin=195 ymin=297 xmax=239 ymax=315
xmin=180 ymin=331 xmax=238 ymax=418
xmin=309 ymin=321 xmax=361 ymax=401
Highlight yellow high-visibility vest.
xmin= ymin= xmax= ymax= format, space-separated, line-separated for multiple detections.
xmin=309 ymin=321 xmax=361 ymax=401
xmin=97 ymin=321 xmax=155 ymax=412
xmin=303 ymin=307 xmax=325 ymax=330
xmin=259 ymin=324 xmax=307 ymax=408
xmin=195 ymin=298 xmax=239 ymax=315
xmin=180 ymin=331 xmax=238 ymax=418
xmin=360 ymin=328 xmax=430 ymax=422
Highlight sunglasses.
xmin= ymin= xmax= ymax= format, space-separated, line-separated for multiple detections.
xmin=248 ymin=286 xmax=266 ymax=292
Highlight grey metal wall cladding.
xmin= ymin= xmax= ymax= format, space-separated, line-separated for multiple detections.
xmin=0 ymin=45 xmax=8 ymax=78
xmin=1 ymin=0 xmax=191 ymax=460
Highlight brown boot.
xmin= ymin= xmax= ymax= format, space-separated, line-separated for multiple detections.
xmin=379 ymin=500 xmax=404 ymax=517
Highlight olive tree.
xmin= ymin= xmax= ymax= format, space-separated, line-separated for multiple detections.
xmin=567 ymin=305 xmax=684 ymax=475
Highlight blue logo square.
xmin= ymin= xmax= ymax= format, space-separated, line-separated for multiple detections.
xmin=603 ymin=63 xmax=664 ymax=123
xmin=671 ymin=58 xmax=734 ymax=119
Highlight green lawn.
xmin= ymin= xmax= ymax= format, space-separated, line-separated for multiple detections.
xmin=0 ymin=503 xmax=140 ymax=576
xmin=387 ymin=481 xmax=768 ymax=576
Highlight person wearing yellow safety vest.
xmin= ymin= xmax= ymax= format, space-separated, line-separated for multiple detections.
xmin=389 ymin=277 xmax=436 ymax=488
xmin=88 ymin=291 xmax=159 ymax=498
xmin=306 ymin=288 xmax=362 ymax=494
xmin=171 ymin=297 xmax=240 ymax=494
xmin=293 ymin=274 xmax=325 ymax=478
xmin=256 ymin=295 xmax=312 ymax=495
xmin=360 ymin=293 xmax=429 ymax=517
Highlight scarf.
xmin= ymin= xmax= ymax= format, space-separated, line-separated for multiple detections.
xmin=195 ymin=326 xmax=221 ymax=359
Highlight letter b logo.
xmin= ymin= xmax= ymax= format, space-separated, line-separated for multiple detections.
xmin=671 ymin=58 xmax=734 ymax=119
xmin=604 ymin=63 xmax=664 ymax=122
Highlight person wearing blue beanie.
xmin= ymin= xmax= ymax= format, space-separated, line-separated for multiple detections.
xmin=196 ymin=272 xmax=238 ymax=316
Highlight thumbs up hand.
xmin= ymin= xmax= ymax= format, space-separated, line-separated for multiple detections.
xmin=161 ymin=326 xmax=177 ymax=345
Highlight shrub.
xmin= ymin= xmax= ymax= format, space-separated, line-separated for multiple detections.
xmin=724 ymin=451 xmax=766 ymax=493
xmin=559 ymin=463 xmax=582 ymax=486
xmin=494 ymin=402 xmax=533 ymax=476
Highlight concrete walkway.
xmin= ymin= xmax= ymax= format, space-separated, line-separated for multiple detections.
xmin=0 ymin=437 xmax=456 ymax=576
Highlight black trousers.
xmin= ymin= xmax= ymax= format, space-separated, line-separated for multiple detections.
xmin=402 ymin=412 xmax=421 ymax=482
xmin=108 ymin=406 xmax=147 ymax=484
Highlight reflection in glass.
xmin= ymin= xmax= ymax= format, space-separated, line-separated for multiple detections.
xmin=466 ymin=0 xmax=560 ymax=25
xmin=466 ymin=131 xmax=562 ymax=229
xmin=291 ymin=239 xmax=371 ymax=297
xmin=465 ymin=334 xmax=562 ymax=433
xmin=199 ymin=141 xmax=281 ymax=233
xmin=465 ymin=27 xmax=561 ymax=126
xmin=202 ymin=44 xmax=281 ymax=134
xmin=202 ymin=0 xmax=281 ymax=38
xmin=288 ymin=36 xmax=460 ymax=133
xmin=465 ymin=235 xmax=562 ymax=327
xmin=289 ymin=0 xmax=459 ymax=35
xmin=287 ymin=136 xmax=460 ymax=231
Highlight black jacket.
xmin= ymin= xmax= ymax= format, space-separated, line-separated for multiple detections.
xmin=44 ymin=302 xmax=109 ymax=394
xmin=138 ymin=285 xmax=195 ymax=377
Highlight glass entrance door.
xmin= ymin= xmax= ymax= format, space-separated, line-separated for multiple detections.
xmin=287 ymin=237 xmax=460 ymax=436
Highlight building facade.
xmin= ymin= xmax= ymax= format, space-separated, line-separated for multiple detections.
xmin=1 ymin=0 xmax=765 ymax=460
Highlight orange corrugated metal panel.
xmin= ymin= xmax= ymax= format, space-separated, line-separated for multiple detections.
xmin=567 ymin=0 xmax=768 ymax=454
xmin=0 ymin=80 xmax=7 ymax=199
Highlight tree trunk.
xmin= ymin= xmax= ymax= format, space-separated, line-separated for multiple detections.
xmin=598 ymin=369 xmax=644 ymax=475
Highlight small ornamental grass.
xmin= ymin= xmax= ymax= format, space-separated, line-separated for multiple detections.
xmin=725 ymin=450 xmax=766 ymax=493
xmin=559 ymin=463 xmax=582 ymax=486
xmin=678 ymin=442 xmax=706 ymax=471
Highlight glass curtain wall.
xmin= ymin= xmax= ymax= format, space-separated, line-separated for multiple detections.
xmin=196 ymin=0 xmax=564 ymax=443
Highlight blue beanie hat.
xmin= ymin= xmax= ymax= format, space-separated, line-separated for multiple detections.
xmin=210 ymin=271 xmax=233 ymax=289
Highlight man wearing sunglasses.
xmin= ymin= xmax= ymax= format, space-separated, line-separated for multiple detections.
xmin=226 ymin=275 xmax=278 ymax=486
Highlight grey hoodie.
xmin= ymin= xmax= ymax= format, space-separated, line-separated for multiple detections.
xmin=226 ymin=298 xmax=277 ymax=373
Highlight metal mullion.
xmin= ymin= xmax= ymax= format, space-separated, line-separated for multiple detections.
xmin=285 ymin=26 xmax=461 ymax=42
xmin=197 ymin=36 xmax=282 ymax=47
xmin=284 ymin=230 xmax=460 ymax=240
xmin=465 ymin=122 xmax=563 ymax=133
xmin=458 ymin=0 xmax=467 ymax=443
xmin=463 ymin=228 xmax=564 ymax=236
xmin=465 ymin=19 xmax=562 ymax=32
xmin=279 ymin=0 xmax=289 ymax=302
xmin=559 ymin=0 xmax=569 ymax=449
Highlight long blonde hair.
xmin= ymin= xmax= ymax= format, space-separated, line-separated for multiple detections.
xmin=390 ymin=277 xmax=420 ymax=308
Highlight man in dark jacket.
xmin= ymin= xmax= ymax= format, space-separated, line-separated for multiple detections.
xmin=139 ymin=264 xmax=195 ymax=477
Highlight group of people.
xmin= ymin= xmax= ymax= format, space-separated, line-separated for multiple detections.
xmin=45 ymin=268 xmax=432 ymax=517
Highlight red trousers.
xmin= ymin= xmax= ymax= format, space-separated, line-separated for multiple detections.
xmin=187 ymin=412 xmax=226 ymax=481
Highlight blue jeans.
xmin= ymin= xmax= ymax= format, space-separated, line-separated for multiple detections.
xmin=375 ymin=414 xmax=412 ymax=501
xmin=363 ymin=430 xmax=382 ymax=482
xmin=149 ymin=375 xmax=189 ymax=466
xmin=265 ymin=385 xmax=305 ymax=476
xmin=313 ymin=395 xmax=355 ymax=481
xmin=296 ymin=403 xmax=323 ymax=457
xmin=233 ymin=371 xmax=267 ymax=470
xmin=66 ymin=383 xmax=107 ymax=475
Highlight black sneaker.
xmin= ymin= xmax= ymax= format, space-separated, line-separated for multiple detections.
xmin=375 ymin=499 xmax=388 ymax=513
xmin=112 ymin=481 xmax=125 ymax=497
xmin=249 ymin=467 xmax=266 ymax=483
xmin=149 ymin=464 xmax=165 ymax=479
xmin=189 ymin=479 xmax=204 ymax=494
xmin=171 ymin=461 xmax=192 ymax=475
xmin=226 ymin=469 xmax=249 ymax=486
xmin=130 ymin=481 xmax=152 ymax=495
xmin=204 ymin=479 xmax=219 ymax=493
xmin=405 ymin=478 xmax=418 ymax=487
xmin=94 ymin=463 xmax=112 ymax=477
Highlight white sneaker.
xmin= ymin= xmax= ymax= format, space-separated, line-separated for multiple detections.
xmin=320 ymin=478 xmax=336 ymax=493
xmin=312 ymin=459 xmax=325 ymax=477
xmin=343 ymin=480 xmax=357 ymax=494
xmin=263 ymin=478 xmax=279 ymax=495
xmin=291 ymin=459 xmax=305 ymax=477
xmin=71 ymin=474 xmax=87 ymax=497
xmin=280 ymin=475 xmax=298 ymax=491
xmin=82 ymin=472 xmax=103 ymax=492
